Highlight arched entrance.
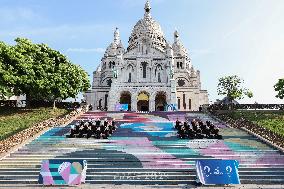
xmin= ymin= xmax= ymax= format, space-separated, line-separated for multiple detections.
xmin=155 ymin=91 xmax=167 ymax=111
xmin=137 ymin=92 xmax=149 ymax=111
xmin=120 ymin=91 xmax=131 ymax=111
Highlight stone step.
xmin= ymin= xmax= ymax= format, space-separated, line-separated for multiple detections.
xmin=2 ymin=167 xmax=284 ymax=172
xmin=5 ymin=154 xmax=284 ymax=160
xmin=0 ymin=178 xmax=283 ymax=185
xmin=11 ymin=153 xmax=279 ymax=159
xmin=0 ymin=174 xmax=283 ymax=181
xmin=11 ymin=148 xmax=284 ymax=156
xmin=1 ymin=164 xmax=284 ymax=169
xmin=0 ymin=170 xmax=283 ymax=176
xmin=0 ymin=179 xmax=195 ymax=185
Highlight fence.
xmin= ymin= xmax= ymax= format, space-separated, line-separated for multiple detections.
xmin=207 ymin=104 xmax=284 ymax=112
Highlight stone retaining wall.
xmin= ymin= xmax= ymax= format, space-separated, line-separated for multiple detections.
xmin=0 ymin=106 xmax=88 ymax=154
xmin=215 ymin=114 xmax=284 ymax=149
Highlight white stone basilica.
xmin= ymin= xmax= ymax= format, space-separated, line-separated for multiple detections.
xmin=85 ymin=1 xmax=208 ymax=111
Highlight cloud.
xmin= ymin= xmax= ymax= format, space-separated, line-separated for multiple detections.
xmin=66 ymin=48 xmax=105 ymax=53
xmin=0 ymin=7 xmax=39 ymax=22
xmin=190 ymin=49 xmax=213 ymax=59
xmin=0 ymin=24 xmax=113 ymax=41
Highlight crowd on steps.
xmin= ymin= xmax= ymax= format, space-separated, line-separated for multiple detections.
xmin=67 ymin=119 xmax=117 ymax=139
xmin=175 ymin=119 xmax=222 ymax=139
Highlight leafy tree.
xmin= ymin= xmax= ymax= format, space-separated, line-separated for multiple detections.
xmin=274 ymin=79 xmax=284 ymax=100
xmin=38 ymin=44 xmax=90 ymax=107
xmin=0 ymin=38 xmax=90 ymax=107
xmin=0 ymin=42 xmax=14 ymax=99
xmin=217 ymin=75 xmax=253 ymax=104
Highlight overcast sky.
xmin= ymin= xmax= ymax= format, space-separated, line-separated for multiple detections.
xmin=0 ymin=0 xmax=283 ymax=103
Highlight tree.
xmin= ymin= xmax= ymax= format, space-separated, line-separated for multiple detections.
xmin=274 ymin=78 xmax=284 ymax=100
xmin=0 ymin=38 xmax=90 ymax=107
xmin=217 ymin=75 xmax=253 ymax=104
xmin=0 ymin=42 xmax=14 ymax=99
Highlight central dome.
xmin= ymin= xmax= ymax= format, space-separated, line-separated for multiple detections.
xmin=127 ymin=0 xmax=167 ymax=53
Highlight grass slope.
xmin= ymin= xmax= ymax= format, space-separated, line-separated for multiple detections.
xmin=228 ymin=110 xmax=284 ymax=136
xmin=0 ymin=107 xmax=68 ymax=141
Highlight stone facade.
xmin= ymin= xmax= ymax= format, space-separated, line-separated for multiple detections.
xmin=85 ymin=0 xmax=208 ymax=111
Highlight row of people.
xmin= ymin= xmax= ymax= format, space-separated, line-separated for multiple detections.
xmin=67 ymin=118 xmax=117 ymax=139
xmin=175 ymin=119 xmax=222 ymax=139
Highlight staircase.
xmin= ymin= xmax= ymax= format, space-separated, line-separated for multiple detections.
xmin=0 ymin=111 xmax=283 ymax=185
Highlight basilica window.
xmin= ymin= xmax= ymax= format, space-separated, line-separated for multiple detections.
xmin=177 ymin=62 xmax=180 ymax=69
xmin=158 ymin=73 xmax=161 ymax=82
xmin=99 ymin=99 xmax=102 ymax=109
xmin=183 ymin=94 xmax=186 ymax=109
xmin=178 ymin=79 xmax=185 ymax=87
xmin=107 ymin=79 xmax=112 ymax=87
xmin=104 ymin=94 xmax=108 ymax=109
xmin=188 ymin=99 xmax=192 ymax=110
xmin=128 ymin=73 xmax=132 ymax=83
xmin=142 ymin=62 xmax=147 ymax=78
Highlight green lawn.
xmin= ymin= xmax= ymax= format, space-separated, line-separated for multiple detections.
xmin=0 ymin=107 xmax=68 ymax=141
xmin=227 ymin=110 xmax=284 ymax=136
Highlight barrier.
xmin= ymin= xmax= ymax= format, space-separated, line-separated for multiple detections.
xmin=166 ymin=104 xmax=178 ymax=111
xmin=196 ymin=159 xmax=240 ymax=185
xmin=208 ymin=104 xmax=284 ymax=111
xmin=38 ymin=159 xmax=87 ymax=185
xmin=115 ymin=104 xmax=129 ymax=111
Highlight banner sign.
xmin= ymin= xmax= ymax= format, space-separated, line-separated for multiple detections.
xmin=166 ymin=104 xmax=178 ymax=111
xmin=187 ymin=139 xmax=220 ymax=149
xmin=38 ymin=159 xmax=87 ymax=185
xmin=196 ymin=160 xmax=240 ymax=185
xmin=115 ymin=104 xmax=128 ymax=111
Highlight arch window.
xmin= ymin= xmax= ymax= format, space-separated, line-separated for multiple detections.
xmin=142 ymin=62 xmax=147 ymax=78
xmin=158 ymin=73 xmax=161 ymax=82
xmin=107 ymin=79 xmax=112 ymax=87
xmin=178 ymin=79 xmax=185 ymax=87
xmin=128 ymin=73 xmax=132 ymax=83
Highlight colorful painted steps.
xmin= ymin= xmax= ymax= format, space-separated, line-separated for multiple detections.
xmin=0 ymin=111 xmax=283 ymax=186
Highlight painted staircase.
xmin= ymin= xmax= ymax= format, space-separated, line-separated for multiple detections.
xmin=0 ymin=112 xmax=283 ymax=185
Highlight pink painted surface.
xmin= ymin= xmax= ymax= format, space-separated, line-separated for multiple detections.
xmin=113 ymin=137 xmax=193 ymax=169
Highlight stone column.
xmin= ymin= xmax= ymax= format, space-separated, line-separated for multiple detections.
xmin=131 ymin=93 xmax=138 ymax=111
xmin=149 ymin=91 xmax=155 ymax=112
xmin=149 ymin=99 xmax=155 ymax=112
xmin=108 ymin=79 xmax=119 ymax=111
xmin=170 ymin=79 xmax=177 ymax=106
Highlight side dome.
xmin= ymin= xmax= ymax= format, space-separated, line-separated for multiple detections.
xmin=105 ymin=42 xmax=117 ymax=57
xmin=127 ymin=0 xmax=167 ymax=53
xmin=104 ymin=28 xmax=125 ymax=57
xmin=172 ymin=30 xmax=188 ymax=58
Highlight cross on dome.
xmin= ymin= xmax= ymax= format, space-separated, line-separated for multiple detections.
xmin=114 ymin=27 xmax=120 ymax=44
xmin=144 ymin=0 xmax=151 ymax=18
xmin=174 ymin=30 xmax=180 ymax=43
